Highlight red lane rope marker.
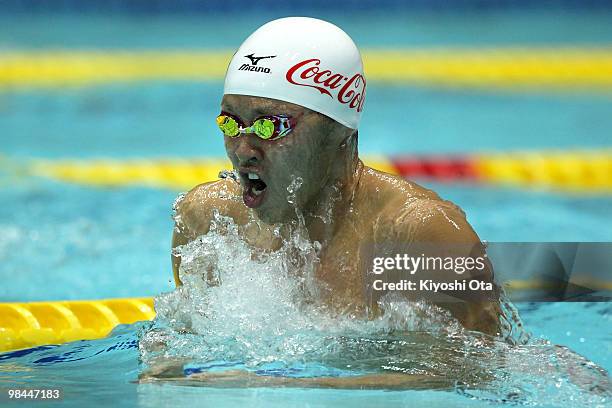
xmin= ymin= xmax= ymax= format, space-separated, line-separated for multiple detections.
xmin=391 ymin=156 xmax=478 ymax=181
xmin=392 ymin=151 xmax=612 ymax=194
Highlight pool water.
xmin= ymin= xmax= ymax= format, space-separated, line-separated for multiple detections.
xmin=0 ymin=302 xmax=609 ymax=408
xmin=1 ymin=206 xmax=611 ymax=407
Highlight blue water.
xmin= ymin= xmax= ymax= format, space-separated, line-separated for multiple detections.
xmin=0 ymin=11 xmax=611 ymax=408
xmin=2 ymin=84 xmax=612 ymax=158
xmin=2 ymin=11 xmax=612 ymax=49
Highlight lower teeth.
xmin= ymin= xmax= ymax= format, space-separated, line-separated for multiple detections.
xmin=252 ymin=187 xmax=264 ymax=196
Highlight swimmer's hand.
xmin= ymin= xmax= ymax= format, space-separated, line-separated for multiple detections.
xmin=139 ymin=368 xmax=453 ymax=390
xmin=138 ymin=357 xmax=191 ymax=380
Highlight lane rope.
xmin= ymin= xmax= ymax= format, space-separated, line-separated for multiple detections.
xmin=1 ymin=48 xmax=612 ymax=90
xmin=19 ymin=151 xmax=612 ymax=193
xmin=0 ymin=298 xmax=154 ymax=352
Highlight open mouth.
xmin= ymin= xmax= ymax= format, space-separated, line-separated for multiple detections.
xmin=240 ymin=171 xmax=268 ymax=208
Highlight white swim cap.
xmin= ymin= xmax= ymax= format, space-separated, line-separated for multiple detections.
xmin=223 ymin=17 xmax=366 ymax=129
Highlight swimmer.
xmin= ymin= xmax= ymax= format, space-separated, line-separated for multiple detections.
xmin=171 ymin=17 xmax=501 ymax=336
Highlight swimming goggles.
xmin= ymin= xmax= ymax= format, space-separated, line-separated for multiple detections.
xmin=216 ymin=111 xmax=296 ymax=140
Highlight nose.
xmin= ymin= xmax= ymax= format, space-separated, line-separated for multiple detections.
xmin=232 ymin=137 xmax=263 ymax=167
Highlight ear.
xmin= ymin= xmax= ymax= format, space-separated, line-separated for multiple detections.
xmin=339 ymin=130 xmax=358 ymax=148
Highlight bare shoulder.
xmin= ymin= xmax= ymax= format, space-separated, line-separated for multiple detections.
xmin=360 ymin=166 xmax=476 ymax=243
xmin=361 ymin=166 xmax=501 ymax=335
xmin=173 ymin=178 xmax=246 ymax=240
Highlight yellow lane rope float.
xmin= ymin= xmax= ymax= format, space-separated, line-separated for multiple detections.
xmin=1 ymin=279 xmax=610 ymax=353
xmin=27 ymin=157 xmax=397 ymax=191
xmin=31 ymin=158 xmax=235 ymax=191
xmin=1 ymin=48 xmax=612 ymax=90
xmin=0 ymin=298 xmax=154 ymax=352
xmin=473 ymin=150 xmax=612 ymax=193
xmin=22 ymin=151 xmax=612 ymax=194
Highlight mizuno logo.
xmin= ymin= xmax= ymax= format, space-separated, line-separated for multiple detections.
xmin=244 ymin=53 xmax=276 ymax=66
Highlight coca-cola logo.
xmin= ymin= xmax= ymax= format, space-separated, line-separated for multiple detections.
xmin=285 ymin=58 xmax=365 ymax=113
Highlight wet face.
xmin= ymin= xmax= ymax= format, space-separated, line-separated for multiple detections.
xmin=221 ymin=94 xmax=348 ymax=224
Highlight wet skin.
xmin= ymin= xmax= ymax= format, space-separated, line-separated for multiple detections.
xmin=172 ymin=94 xmax=502 ymax=336
xmin=140 ymin=367 xmax=454 ymax=390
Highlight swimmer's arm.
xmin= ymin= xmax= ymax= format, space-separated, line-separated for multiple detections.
xmin=170 ymin=182 xmax=218 ymax=287
xmin=392 ymin=200 xmax=502 ymax=336
xmin=171 ymin=227 xmax=189 ymax=287
xmin=170 ymin=179 xmax=244 ymax=286
xmin=140 ymin=369 xmax=452 ymax=390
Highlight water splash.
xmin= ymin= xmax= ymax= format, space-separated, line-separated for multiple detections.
xmin=218 ymin=169 xmax=239 ymax=182
xmin=286 ymin=175 xmax=303 ymax=205
xmin=141 ymin=210 xmax=462 ymax=365
xmin=171 ymin=192 xmax=186 ymax=231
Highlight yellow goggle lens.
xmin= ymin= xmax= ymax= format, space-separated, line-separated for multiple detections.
xmin=217 ymin=115 xmax=240 ymax=137
xmin=252 ymin=119 xmax=275 ymax=139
